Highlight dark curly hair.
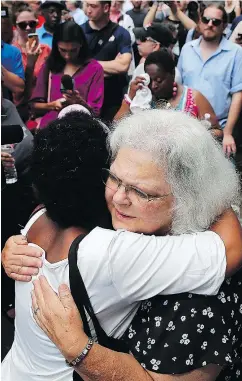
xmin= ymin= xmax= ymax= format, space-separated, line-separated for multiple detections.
xmin=144 ymin=48 xmax=176 ymax=75
xmin=31 ymin=112 xmax=110 ymax=230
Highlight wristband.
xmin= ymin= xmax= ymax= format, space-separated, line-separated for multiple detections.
xmin=124 ymin=94 xmax=132 ymax=105
xmin=65 ymin=338 xmax=94 ymax=367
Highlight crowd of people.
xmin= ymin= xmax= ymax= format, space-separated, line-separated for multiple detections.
xmin=1 ymin=1 xmax=242 ymax=381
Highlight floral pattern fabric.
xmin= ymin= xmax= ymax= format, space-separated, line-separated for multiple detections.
xmin=124 ymin=270 xmax=242 ymax=380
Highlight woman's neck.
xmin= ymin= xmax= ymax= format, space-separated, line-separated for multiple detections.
xmin=64 ymin=62 xmax=83 ymax=76
xmin=155 ymin=84 xmax=184 ymax=107
xmin=17 ymin=34 xmax=27 ymax=47
xmin=27 ymin=213 xmax=88 ymax=264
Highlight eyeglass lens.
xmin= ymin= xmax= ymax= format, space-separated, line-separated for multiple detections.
xmin=17 ymin=21 xmax=37 ymax=30
xmin=201 ymin=16 xmax=222 ymax=26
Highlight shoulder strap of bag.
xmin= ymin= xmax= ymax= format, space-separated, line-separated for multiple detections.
xmin=88 ymin=21 xmax=119 ymax=57
xmin=68 ymin=234 xmax=129 ymax=353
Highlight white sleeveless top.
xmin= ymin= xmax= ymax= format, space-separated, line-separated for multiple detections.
xmin=2 ymin=209 xmax=226 ymax=380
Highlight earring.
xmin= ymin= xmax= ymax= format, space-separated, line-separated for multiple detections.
xmin=173 ymin=82 xmax=178 ymax=98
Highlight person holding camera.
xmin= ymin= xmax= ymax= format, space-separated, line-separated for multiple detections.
xmin=12 ymin=3 xmax=51 ymax=120
xmin=30 ymin=21 xmax=104 ymax=129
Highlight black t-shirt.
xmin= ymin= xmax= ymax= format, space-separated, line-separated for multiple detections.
xmin=126 ymin=9 xmax=148 ymax=27
xmin=81 ymin=21 xmax=132 ymax=107
xmin=163 ymin=18 xmax=188 ymax=56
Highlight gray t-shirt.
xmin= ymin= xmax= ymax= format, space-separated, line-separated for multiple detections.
xmin=2 ymin=98 xmax=33 ymax=177
xmin=126 ymin=9 xmax=148 ymax=27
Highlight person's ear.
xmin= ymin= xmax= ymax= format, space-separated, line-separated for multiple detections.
xmin=104 ymin=4 xmax=110 ymax=14
xmin=154 ymin=42 xmax=160 ymax=52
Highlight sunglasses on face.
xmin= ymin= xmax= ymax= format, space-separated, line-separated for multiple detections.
xmin=201 ymin=16 xmax=223 ymax=27
xmin=16 ymin=21 xmax=38 ymax=30
xmin=139 ymin=36 xmax=159 ymax=44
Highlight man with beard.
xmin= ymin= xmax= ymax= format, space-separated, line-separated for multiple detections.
xmin=178 ymin=3 xmax=242 ymax=157
xmin=126 ymin=1 xmax=148 ymax=28
xmin=37 ymin=0 xmax=64 ymax=47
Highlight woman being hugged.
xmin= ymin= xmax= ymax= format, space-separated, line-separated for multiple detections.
xmin=30 ymin=20 xmax=104 ymax=129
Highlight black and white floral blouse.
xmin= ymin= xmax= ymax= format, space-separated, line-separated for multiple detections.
xmin=124 ymin=270 xmax=242 ymax=380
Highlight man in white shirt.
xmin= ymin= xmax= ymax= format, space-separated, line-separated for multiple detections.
xmin=65 ymin=1 xmax=88 ymax=25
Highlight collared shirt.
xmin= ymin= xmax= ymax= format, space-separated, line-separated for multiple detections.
xmin=178 ymin=36 xmax=242 ymax=127
xmin=36 ymin=24 xmax=53 ymax=47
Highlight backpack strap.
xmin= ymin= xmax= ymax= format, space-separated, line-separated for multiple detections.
xmin=88 ymin=21 xmax=119 ymax=58
xmin=68 ymin=234 xmax=129 ymax=351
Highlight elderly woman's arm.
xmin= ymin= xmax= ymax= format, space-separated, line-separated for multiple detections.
xmin=32 ymin=277 xmax=221 ymax=381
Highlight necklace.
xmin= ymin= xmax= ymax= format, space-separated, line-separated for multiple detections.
xmin=154 ymin=82 xmax=178 ymax=109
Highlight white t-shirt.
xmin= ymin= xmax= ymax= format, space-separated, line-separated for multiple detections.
xmin=70 ymin=8 xmax=88 ymax=25
xmin=2 ymin=209 xmax=226 ymax=381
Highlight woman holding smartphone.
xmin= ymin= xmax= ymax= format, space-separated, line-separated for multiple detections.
xmin=30 ymin=21 xmax=104 ymax=129
xmin=12 ymin=4 xmax=51 ymax=118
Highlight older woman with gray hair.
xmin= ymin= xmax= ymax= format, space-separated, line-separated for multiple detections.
xmin=2 ymin=110 xmax=242 ymax=381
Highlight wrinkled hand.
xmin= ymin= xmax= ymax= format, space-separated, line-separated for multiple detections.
xmin=32 ymin=276 xmax=87 ymax=361
xmin=1 ymin=152 xmax=15 ymax=167
xmin=222 ymin=134 xmax=236 ymax=157
xmin=128 ymin=76 xmax=145 ymax=100
xmin=63 ymin=90 xmax=87 ymax=107
xmin=1 ymin=235 xmax=42 ymax=282
xmin=26 ymin=40 xmax=41 ymax=65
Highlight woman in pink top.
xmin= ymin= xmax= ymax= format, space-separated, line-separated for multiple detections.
xmin=30 ymin=21 xmax=104 ymax=129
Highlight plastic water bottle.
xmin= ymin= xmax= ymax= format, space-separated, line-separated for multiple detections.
xmin=1 ymin=144 xmax=18 ymax=184
xmin=203 ymin=113 xmax=212 ymax=130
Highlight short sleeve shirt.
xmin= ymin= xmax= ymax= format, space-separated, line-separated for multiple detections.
xmin=36 ymin=25 xmax=53 ymax=48
xmin=81 ymin=21 xmax=132 ymax=105
xmin=1 ymin=41 xmax=25 ymax=100
xmin=1 ymin=41 xmax=24 ymax=79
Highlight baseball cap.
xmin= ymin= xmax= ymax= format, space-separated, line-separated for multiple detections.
xmin=133 ymin=23 xmax=175 ymax=48
xmin=40 ymin=1 xmax=65 ymax=10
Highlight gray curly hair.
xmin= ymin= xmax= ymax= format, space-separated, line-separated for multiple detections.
xmin=108 ymin=110 xmax=240 ymax=234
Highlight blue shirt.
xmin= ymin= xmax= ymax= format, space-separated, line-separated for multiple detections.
xmin=37 ymin=25 xmax=53 ymax=47
xmin=178 ymin=37 xmax=242 ymax=127
xmin=1 ymin=41 xmax=24 ymax=79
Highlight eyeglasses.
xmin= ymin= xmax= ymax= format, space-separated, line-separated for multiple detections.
xmin=102 ymin=168 xmax=171 ymax=203
xmin=139 ymin=35 xmax=159 ymax=44
xmin=16 ymin=21 xmax=38 ymax=30
xmin=201 ymin=16 xmax=223 ymax=27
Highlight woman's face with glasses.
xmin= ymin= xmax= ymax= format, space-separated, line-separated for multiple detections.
xmin=105 ymin=147 xmax=174 ymax=235
xmin=16 ymin=11 xmax=38 ymax=38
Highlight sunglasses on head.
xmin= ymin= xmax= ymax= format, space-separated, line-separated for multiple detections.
xmin=16 ymin=21 xmax=37 ymax=30
xmin=201 ymin=16 xmax=223 ymax=27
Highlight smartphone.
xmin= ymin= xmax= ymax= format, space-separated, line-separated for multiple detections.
xmin=1 ymin=7 xmax=9 ymax=18
xmin=28 ymin=33 xmax=39 ymax=47
xmin=60 ymin=89 xmax=69 ymax=94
